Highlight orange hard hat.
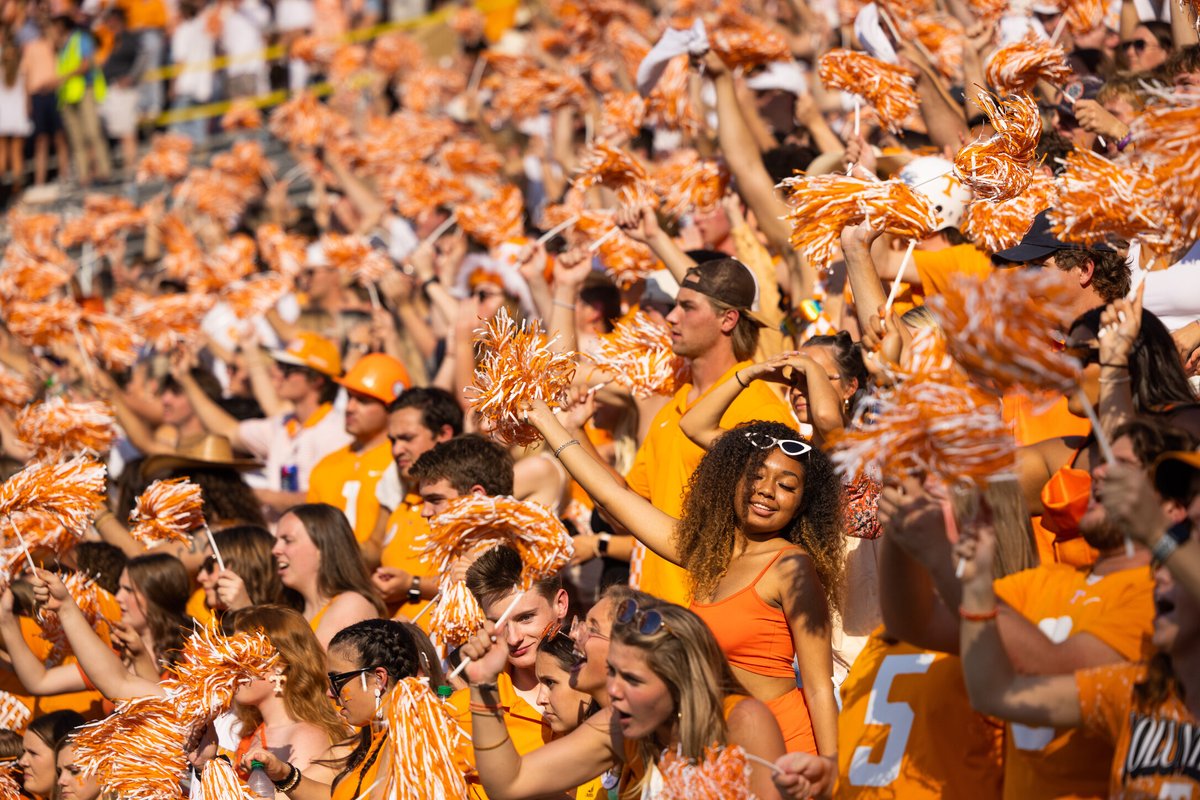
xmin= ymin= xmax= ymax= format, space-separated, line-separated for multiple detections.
xmin=269 ymin=332 xmax=342 ymax=377
xmin=336 ymin=353 xmax=410 ymax=404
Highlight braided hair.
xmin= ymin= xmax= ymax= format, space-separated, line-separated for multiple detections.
xmin=327 ymin=620 xmax=421 ymax=789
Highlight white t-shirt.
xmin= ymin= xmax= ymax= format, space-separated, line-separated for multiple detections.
xmin=237 ymin=404 xmax=352 ymax=491
xmin=1139 ymin=260 xmax=1200 ymax=331
xmin=171 ymin=15 xmax=216 ymax=103
xmin=220 ymin=0 xmax=269 ymax=80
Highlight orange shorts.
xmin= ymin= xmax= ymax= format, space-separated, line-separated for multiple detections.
xmin=767 ymin=688 xmax=817 ymax=754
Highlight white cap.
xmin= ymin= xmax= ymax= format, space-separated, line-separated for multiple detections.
xmin=898 ymin=156 xmax=973 ymax=230
xmin=854 ymin=4 xmax=898 ymax=64
xmin=745 ymin=61 xmax=809 ymax=96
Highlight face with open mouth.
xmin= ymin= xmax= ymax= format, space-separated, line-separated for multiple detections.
xmin=272 ymin=512 xmax=319 ymax=591
xmin=605 ymin=642 xmax=675 ymax=742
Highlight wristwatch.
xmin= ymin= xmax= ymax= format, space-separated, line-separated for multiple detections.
xmin=408 ymin=575 xmax=422 ymax=604
xmin=597 ymin=533 xmax=612 ymax=558
xmin=1150 ymin=533 xmax=1179 ymax=566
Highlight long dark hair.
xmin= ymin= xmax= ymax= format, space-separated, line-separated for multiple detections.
xmin=674 ymin=420 xmax=845 ymax=613
xmin=326 ymin=620 xmax=421 ymax=788
xmin=805 ymin=331 xmax=870 ymax=417
xmin=124 ymin=553 xmax=190 ymax=668
xmin=211 ymin=526 xmax=299 ymax=609
xmin=285 ymin=504 xmax=385 ymax=616
xmin=1071 ymin=307 xmax=1197 ymax=414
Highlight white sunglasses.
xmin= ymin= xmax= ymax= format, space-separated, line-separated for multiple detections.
xmin=745 ymin=430 xmax=813 ymax=457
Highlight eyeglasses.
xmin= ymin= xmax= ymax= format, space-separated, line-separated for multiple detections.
xmin=200 ymin=556 xmax=218 ymax=574
xmin=614 ymin=599 xmax=672 ymax=637
xmin=327 ymin=666 xmax=375 ymax=697
xmin=1121 ymin=39 xmax=1154 ymax=53
xmin=744 ymin=430 xmax=813 ymax=458
xmin=568 ymin=615 xmax=609 ymax=647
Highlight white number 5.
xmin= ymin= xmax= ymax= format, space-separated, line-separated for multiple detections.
xmin=847 ymin=653 xmax=935 ymax=787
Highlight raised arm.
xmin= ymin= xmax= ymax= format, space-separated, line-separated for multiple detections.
xmin=525 ymin=400 xmax=682 ymax=565
xmin=172 ymin=350 xmax=245 ymax=448
xmin=1096 ymin=284 xmax=1143 ymax=440
xmin=0 ymin=589 xmax=88 ymax=696
xmin=957 ymin=520 xmax=1083 ymax=727
xmin=614 ymin=205 xmax=696 ymax=284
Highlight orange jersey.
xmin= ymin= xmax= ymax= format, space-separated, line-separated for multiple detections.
xmin=1077 ymin=662 xmax=1200 ymax=799
xmin=625 ymin=361 xmax=794 ymax=604
xmin=307 ymin=440 xmax=394 ymax=542
xmin=380 ymin=496 xmax=434 ymax=628
xmin=834 ymin=627 xmax=1003 ymax=800
xmin=994 ymin=563 xmax=1156 ymax=799
xmin=449 ymin=672 xmax=550 ymax=800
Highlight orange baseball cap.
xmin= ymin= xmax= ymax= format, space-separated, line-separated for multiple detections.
xmin=269 ymin=332 xmax=342 ymax=377
xmin=336 ymin=353 xmax=411 ymax=404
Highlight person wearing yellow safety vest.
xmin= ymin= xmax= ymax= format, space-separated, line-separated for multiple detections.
xmin=48 ymin=14 xmax=111 ymax=186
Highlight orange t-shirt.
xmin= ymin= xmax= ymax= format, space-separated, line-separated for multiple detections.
xmin=1076 ymin=662 xmax=1200 ymax=799
xmin=379 ymin=496 xmax=433 ymax=629
xmin=449 ymin=672 xmax=549 ymax=800
xmin=994 ymin=563 xmax=1156 ymax=800
xmin=834 ymin=627 xmax=1003 ymax=800
xmin=307 ymin=440 xmax=394 ymax=542
xmin=0 ymin=615 xmax=115 ymax=722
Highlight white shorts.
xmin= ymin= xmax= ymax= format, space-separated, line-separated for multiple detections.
xmin=100 ymin=86 xmax=139 ymax=137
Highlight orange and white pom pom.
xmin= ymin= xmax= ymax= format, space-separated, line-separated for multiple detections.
xmin=128 ymin=292 xmax=216 ymax=353
xmin=71 ymin=694 xmax=187 ymax=800
xmin=419 ymin=494 xmax=575 ymax=588
xmin=646 ymin=54 xmax=702 ymax=133
xmin=0 ymin=365 xmax=33 ymax=411
xmin=1063 ymin=0 xmax=1105 ymax=33
xmin=222 ymin=274 xmax=290 ymax=320
xmin=709 ymin=13 xmax=791 ymax=68
xmin=0 ymin=457 xmax=106 ymax=537
xmin=1128 ymin=101 xmax=1200 ymax=241
xmin=0 ymin=690 xmax=30 ymax=732
xmin=599 ymin=92 xmax=646 ymax=143
xmin=482 ymin=58 xmax=590 ymax=121
xmin=818 ymin=49 xmax=919 ymax=134
xmin=466 ymin=309 xmax=578 ymax=446
xmin=221 ymin=99 xmax=262 ymax=131
xmin=1050 ymin=147 xmax=1182 ymax=248
xmin=400 ymin=65 xmax=468 ymax=114
xmin=574 ymin=143 xmax=659 ymax=208
xmin=587 ymin=310 xmax=687 ymax=398
xmin=450 ymin=5 xmax=486 ymax=40
xmin=170 ymin=622 xmax=280 ymax=719
xmin=136 ymin=134 xmax=192 ymax=183
xmin=15 ymin=398 xmax=116 ymax=461
xmin=256 ymin=224 xmax=308 ymax=278
xmin=38 ymin=571 xmax=119 ymax=666
xmin=370 ymin=31 xmax=424 ymax=76
xmin=779 ymin=174 xmax=939 ymax=272
xmin=441 ymin=139 xmax=504 ymax=176
xmin=128 ymin=478 xmax=205 ymax=548
xmin=963 ymin=171 xmax=1057 ymax=253
xmin=657 ymin=745 xmax=755 ymax=800
xmin=268 ymin=92 xmax=351 ymax=150
xmin=653 ymin=150 xmax=729 ymax=217
xmin=383 ymin=678 xmax=470 ymax=800
xmin=321 ymin=233 xmax=393 ymax=284
xmin=198 ymin=755 xmax=257 ymax=800
xmin=924 ymin=268 xmax=1082 ymax=396
xmin=456 ymin=186 xmax=527 ymax=249
xmin=430 ymin=580 xmax=487 ymax=648
xmin=985 ymin=35 xmax=1072 ymax=92
xmin=0 ymin=249 xmax=72 ymax=304
xmin=953 ymin=91 xmax=1042 ymax=202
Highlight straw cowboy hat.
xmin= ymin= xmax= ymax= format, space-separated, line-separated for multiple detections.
xmin=141 ymin=434 xmax=263 ymax=480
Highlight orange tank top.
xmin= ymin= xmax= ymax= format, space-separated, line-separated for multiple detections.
xmin=690 ymin=549 xmax=797 ymax=679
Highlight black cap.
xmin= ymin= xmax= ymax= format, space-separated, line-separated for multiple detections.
xmin=993 ymin=209 xmax=1115 ymax=264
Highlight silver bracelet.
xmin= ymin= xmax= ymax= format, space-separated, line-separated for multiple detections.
xmin=553 ymin=299 xmax=576 ymax=310
xmin=554 ymin=439 xmax=581 ymax=458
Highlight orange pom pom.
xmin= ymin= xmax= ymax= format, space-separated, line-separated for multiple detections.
xmin=328 ymin=44 xmax=367 ymax=84
xmin=170 ymin=622 xmax=280 ymax=719
xmin=400 ymin=65 xmax=468 ymax=114
xmin=128 ymin=292 xmax=216 ymax=352
xmin=818 ymin=49 xmax=919 ymax=134
xmin=913 ymin=17 xmax=965 ymax=80
xmin=15 ymin=398 xmax=116 ymax=461
xmin=136 ymin=134 xmax=193 ymax=183
xmin=5 ymin=299 xmax=140 ymax=371
xmin=0 ymin=364 xmax=34 ymax=411
xmin=599 ymin=92 xmax=646 ymax=142
xmin=198 ymin=756 xmax=257 ymax=800
xmin=985 ymin=35 xmax=1072 ymax=93
xmin=221 ymin=99 xmax=262 ymax=131
xmin=653 ymin=150 xmax=729 ymax=216
xmin=963 ymin=171 xmax=1057 ymax=253
xmin=780 ymin=174 xmax=939 ymax=272
xmin=456 ymin=185 xmax=527 ymax=249
xmin=382 ymin=678 xmax=470 ymax=800
xmin=1062 ymin=0 xmax=1104 ymax=33
xmin=268 ymin=92 xmax=351 ymax=150
xmin=419 ymin=494 xmax=574 ymax=588
xmin=59 ymin=195 xmax=146 ymax=251
xmin=953 ymin=90 xmax=1042 ymax=202
xmin=128 ymin=478 xmax=205 ymax=547
xmin=321 ymin=233 xmax=393 ymax=284
xmin=646 ymin=54 xmax=702 ymax=133
xmin=441 ymin=138 xmax=504 ymax=176
xmin=588 ymin=310 xmax=687 ymax=397
xmin=1126 ymin=102 xmax=1200 ymax=242
xmin=370 ymin=31 xmax=425 ymax=76
xmin=37 ymin=571 xmax=119 ymax=667
xmin=430 ymin=580 xmax=487 ymax=648
xmin=0 ymin=690 xmax=30 ymax=732
xmin=450 ymin=5 xmax=486 ymax=41
xmin=1049 ymin=147 xmax=1182 ymax=248
xmin=0 ymin=457 xmax=106 ymax=539
xmin=709 ymin=12 xmax=791 ymax=68
xmin=467 ymin=309 xmax=578 ymax=446
xmin=925 ymin=269 xmax=1082 ymax=396
xmin=0 ymin=247 xmax=72 ymax=303
xmin=222 ymin=273 xmax=290 ymax=320
xmin=574 ymin=143 xmax=658 ymax=208
xmin=256 ymin=224 xmax=308 ymax=278
xmin=657 ymin=745 xmax=755 ymax=800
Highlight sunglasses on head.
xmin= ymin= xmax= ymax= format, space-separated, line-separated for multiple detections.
xmin=327 ymin=666 xmax=378 ymax=697
xmin=614 ymin=599 xmax=672 ymax=637
xmin=744 ymin=430 xmax=813 ymax=458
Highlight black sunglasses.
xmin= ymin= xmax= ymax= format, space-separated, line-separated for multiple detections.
xmin=614 ymin=599 xmax=672 ymax=637
xmin=327 ymin=666 xmax=376 ymax=697
xmin=200 ymin=556 xmax=218 ymax=574
xmin=1121 ymin=39 xmax=1151 ymax=53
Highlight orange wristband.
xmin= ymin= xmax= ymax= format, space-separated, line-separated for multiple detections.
xmin=959 ymin=606 xmax=998 ymax=622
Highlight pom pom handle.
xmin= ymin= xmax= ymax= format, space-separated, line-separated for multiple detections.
xmin=447 ymin=588 xmax=523 ymax=680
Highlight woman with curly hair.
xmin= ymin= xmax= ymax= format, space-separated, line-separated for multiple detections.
xmin=526 ymin=401 xmax=842 ymax=756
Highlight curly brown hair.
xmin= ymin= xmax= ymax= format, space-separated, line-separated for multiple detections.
xmin=674 ymin=420 xmax=845 ymax=613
